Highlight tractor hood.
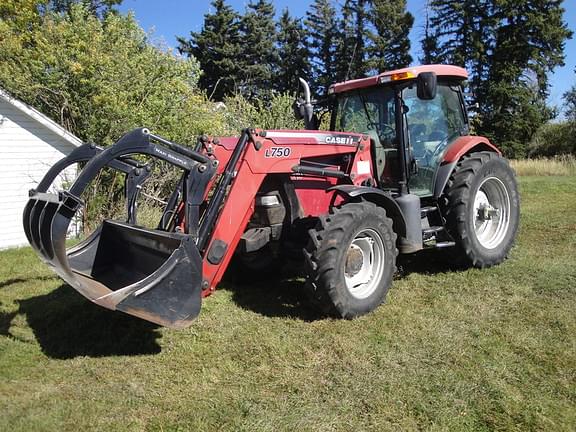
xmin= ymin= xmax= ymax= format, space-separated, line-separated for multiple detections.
xmin=213 ymin=130 xmax=365 ymax=150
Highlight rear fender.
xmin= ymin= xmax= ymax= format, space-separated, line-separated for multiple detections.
xmin=328 ymin=185 xmax=406 ymax=237
xmin=434 ymin=136 xmax=501 ymax=198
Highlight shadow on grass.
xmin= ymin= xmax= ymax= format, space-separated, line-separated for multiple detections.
xmin=2 ymin=284 xmax=162 ymax=359
xmin=223 ymin=275 xmax=325 ymax=322
xmin=1 ymin=250 xmax=467 ymax=356
xmin=397 ymin=248 xmax=468 ymax=277
xmin=224 ymin=250 xmax=468 ymax=320
xmin=0 ymin=275 xmax=58 ymax=289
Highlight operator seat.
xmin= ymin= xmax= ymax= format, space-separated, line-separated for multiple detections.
xmin=366 ymin=129 xmax=399 ymax=185
xmin=409 ymin=123 xmax=427 ymax=158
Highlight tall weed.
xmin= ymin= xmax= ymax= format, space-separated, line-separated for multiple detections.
xmin=511 ymin=155 xmax=576 ymax=176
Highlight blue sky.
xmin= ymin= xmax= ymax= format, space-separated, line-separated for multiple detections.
xmin=119 ymin=0 xmax=575 ymax=111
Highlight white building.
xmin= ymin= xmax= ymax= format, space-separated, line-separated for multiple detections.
xmin=0 ymin=88 xmax=82 ymax=249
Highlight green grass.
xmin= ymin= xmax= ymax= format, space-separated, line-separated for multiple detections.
xmin=1 ymin=176 xmax=575 ymax=431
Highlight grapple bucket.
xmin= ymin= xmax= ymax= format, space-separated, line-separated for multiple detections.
xmin=23 ymin=128 xmax=216 ymax=328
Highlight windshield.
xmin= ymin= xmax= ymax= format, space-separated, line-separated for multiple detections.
xmin=333 ymin=87 xmax=398 ymax=184
xmin=333 ymin=87 xmax=396 ymax=142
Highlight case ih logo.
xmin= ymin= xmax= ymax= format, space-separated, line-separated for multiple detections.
xmin=325 ymin=135 xmax=355 ymax=145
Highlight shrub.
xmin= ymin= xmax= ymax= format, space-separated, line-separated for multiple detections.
xmin=222 ymin=92 xmax=304 ymax=133
xmin=528 ymin=121 xmax=576 ymax=157
xmin=0 ymin=4 xmax=226 ymax=146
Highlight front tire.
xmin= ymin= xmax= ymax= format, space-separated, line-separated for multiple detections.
xmin=304 ymin=202 xmax=397 ymax=318
xmin=443 ymin=151 xmax=520 ymax=268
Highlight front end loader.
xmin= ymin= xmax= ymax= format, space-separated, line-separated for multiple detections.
xmin=23 ymin=65 xmax=520 ymax=327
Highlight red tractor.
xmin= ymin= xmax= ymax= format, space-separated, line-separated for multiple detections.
xmin=23 ymin=65 xmax=519 ymax=328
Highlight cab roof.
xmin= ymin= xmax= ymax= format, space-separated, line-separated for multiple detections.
xmin=329 ymin=64 xmax=468 ymax=94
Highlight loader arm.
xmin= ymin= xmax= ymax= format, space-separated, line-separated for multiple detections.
xmin=200 ymin=129 xmax=374 ymax=294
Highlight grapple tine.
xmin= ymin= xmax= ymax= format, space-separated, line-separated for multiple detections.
xmin=28 ymin=199 xmax=47 ymax=258
xmin=38 ymin=201 xmax=60 ymax=260
xmin=22 ymin=199 xmax=35 ymax=246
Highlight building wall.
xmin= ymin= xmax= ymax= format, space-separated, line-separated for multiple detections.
xmin=0 ymin=99 xmax=78 ymax=249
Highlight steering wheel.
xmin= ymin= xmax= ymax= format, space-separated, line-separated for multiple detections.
xmin=376 ymin=123 xmax=396 ymax=144
xmin=365 ymin=122 xmax=395 ymax=144
xmin=380 ymin=123 xmax=395 ymax=135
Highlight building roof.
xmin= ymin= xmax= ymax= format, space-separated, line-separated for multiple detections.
xmin=330 ymin=64 xmax=468 ymax=94
xmin=0 ymin=87 xmax=83 ymax=147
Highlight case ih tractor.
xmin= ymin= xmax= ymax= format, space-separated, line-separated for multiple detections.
xmin=23 ymin=65 xmax=519 ymax=328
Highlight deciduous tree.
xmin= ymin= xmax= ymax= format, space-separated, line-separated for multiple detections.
xmin=1 ymin=4 xmax=222 ymax=145
xmin=45 ymin=0 xmax=122 ymax=17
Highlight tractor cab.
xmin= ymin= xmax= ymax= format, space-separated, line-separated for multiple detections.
xmin=328 ymin=65 xmax=469 ymax=196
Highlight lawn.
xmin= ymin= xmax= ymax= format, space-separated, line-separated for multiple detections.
xmin=1 ymin=176 xmax=575 ymax=431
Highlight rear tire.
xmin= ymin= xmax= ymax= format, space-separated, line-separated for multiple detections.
xmin=443 ymin=151 xmax=519 ymax=268
xmin=304 ymin=201 xmax=397 ymax=318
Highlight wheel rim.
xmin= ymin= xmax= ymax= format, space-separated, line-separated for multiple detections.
xmin=344 ymin=228 xmax=385 ymax=299
xmin=473 ymin=176 xmax=511 ymax=249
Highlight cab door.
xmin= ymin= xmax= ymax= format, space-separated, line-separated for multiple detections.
xmin=403 ymin=82 xmax=469 ymax=196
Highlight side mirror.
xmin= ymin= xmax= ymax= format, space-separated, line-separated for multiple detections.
xmin=417 ymin=72 xmax=437 ymax=100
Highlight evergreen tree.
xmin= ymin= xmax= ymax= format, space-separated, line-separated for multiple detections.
xmin=479 ymin=0 xmax=572 ymax=156
xmin=305 ymin=0 xmax=338 ymax=95
xmin=349 ymin=0 xmax=370 ymax=79
xmin=238 ymin=0 xmax=278 ymax=98
xmin=490 ymin=0 xmax=571 ymax=99
xmin=564 ymin=70 xmax=576 ymax=121
xmin=423 ymin=0 xmax=572 ymax=157
xmin=333 ymin=0 xmax=356 ymax=82
xmin=177 ymin=0 xmax=241 ymax=100
xmin=275 ymin=9 xmax=310 ymax=94
xmin=332 ymin=0 xmax=376 ymax=82
xmin=335 ymin=0 xmax=413 ymax=80
xmin=421 ymin=1 xmax=441 ymax=64
xmin=481 ymin=75 xmax=554 ymax=157
xmin=368 ymin=0 xmax=413 ymax=72
xmin=426 ymin=0 xmax=493 ymax=90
